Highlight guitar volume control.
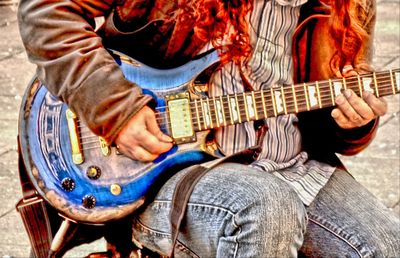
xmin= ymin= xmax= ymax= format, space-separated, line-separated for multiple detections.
xmin=61 ymin=177 xmax=75 ymax=192
xmin=82 ymin=195 xmax=96 ymax=209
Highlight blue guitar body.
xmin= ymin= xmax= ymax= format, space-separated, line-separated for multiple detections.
xmin=18 ymin=50 xmax=220 ymax=224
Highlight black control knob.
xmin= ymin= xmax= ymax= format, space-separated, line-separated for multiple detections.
xmin=82 ymin=195 xmax=96 ymax=209
xmin=61 ymin=177 xmax=75 ymax=192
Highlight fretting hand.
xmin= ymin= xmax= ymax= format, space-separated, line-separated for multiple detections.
xmin=115 ymin=106 xmax=173 ymax=161
xmin=331 ymin=65 xmax=388 ymax=129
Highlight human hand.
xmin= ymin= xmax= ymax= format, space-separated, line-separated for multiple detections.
xmin=115 ymin=106 xmax=173 ymax=161
xmin=331 ymin=65 xmax=387 ymax=129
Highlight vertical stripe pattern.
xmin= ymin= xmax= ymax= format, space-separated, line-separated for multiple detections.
xmin=208 ymin=0 xmax=335 ymax=205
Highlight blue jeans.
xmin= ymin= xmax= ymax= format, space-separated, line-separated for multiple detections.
xmin=131 ymin=163 xmax=400 ymax=257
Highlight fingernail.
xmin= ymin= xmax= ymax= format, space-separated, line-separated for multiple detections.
xmin=331 ymin=109 xmax=339 ymax=118
xmin=164 ymin=135 xmax=173 ymax=142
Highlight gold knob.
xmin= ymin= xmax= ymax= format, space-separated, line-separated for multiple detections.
xmin=110 ymin=184 xmax=122 ymax=196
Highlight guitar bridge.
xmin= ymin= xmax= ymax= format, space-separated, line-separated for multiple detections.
xmin=165 ymin=92 xmax=196 ymax=144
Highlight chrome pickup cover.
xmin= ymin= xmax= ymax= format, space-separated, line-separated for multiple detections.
xmin=166 ymin=92 xmax=196 ymax=144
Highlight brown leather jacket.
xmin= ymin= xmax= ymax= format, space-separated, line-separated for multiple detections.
xmin=17 ymin=0 xmax=378 ymax=161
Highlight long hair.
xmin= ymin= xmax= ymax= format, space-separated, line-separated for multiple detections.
xmin=186 ymin=0 xmax=253 ymax=64
xmin=329 ymin=0 xmax=375 ymax=68
xmin=185 ymin=0 xmax=373 ymax=67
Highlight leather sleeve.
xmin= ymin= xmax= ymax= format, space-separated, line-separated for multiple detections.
xmin=17 ymin=0 xmax=153 ymax=144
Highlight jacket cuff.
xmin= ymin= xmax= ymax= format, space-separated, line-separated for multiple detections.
xmin=68 ymin=63 xmax=154 ymax=144
xmin=335 ymin=118 xmax=379 ymax=155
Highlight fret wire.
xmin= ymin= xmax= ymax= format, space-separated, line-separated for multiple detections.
xmin=328 ymin=79 xmax=335 ymax=105
xmin=291 ymin=83 xmax=299 ymax=113
xmin=373 ymin=72 xmax=379 ymax=97
xmin=234 ymin=93 xmax=242 ymax=123
xmin=220 ymin=95 xmax=227 ymax=126
xmin=390 ymin=69 xmax=396 ymax=95
xmin=280 ymin=86 xmax=288 ymax=114
xmin=357 ymin=74 xmax=363 ymax=96
xmin=194 ymin=99 xmax=201 ymax=131
xmin=303 ymin=83 xmax=310 ymax=111
xmin=243 ymin=92 xmax=250 ymax=122
xmin=212 ymin=97 xmax=220 ymax=128
xmin=261 ymin=90 xmax=267 ymax=118
xmin=226 ymin=95 xmax=234 ymax=125
xmin=206 ymin=97 xmax=214 ymax=128
xmin=342 ymin=77 xmax=347 ymax=90
xmin=270 ymin=88 xmax=277 ymax=117
xmin=199 ymin=98 xmax=207 ymax=129
xmin=251 ymin=91 xmax=259 ymax=120
xmin=315 ymin=81 xmax=322 ymax=108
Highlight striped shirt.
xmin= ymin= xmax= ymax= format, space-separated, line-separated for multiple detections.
xmin=207 ymin=0 xmax=335 ymax=205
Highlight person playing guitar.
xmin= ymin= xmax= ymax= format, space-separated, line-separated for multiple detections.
xmin=16 ymin=0 xmax=399 ymax=257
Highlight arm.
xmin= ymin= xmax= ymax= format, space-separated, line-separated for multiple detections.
xmin=18 ymin=0 xmax=153 ymax=144
xmin=18 ymin=0 xmax=172 ymax=160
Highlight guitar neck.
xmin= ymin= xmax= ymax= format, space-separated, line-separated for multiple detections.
xmin=190 ymin=68 xmax=400 ymax=131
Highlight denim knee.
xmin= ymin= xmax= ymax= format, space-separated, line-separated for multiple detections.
xmin=204 ymin=163 xmax=308 ymax=256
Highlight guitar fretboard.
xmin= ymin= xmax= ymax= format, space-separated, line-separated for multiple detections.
xmin=189 ymin=68 xmax=400 ymax=131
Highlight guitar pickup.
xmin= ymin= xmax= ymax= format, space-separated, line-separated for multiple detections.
xmin=165 ymin=92 xmax=196 ymax=144
xmin=65 ymin=109 xmax=84 ymax=164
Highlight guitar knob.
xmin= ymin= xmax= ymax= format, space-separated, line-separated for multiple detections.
xmin=61 ymin=177 xmax=75 ymax=192
xmin=86 ymin=166 xmax=101 ymax=180
xmin=82 ymin=195 xmax=96 ymax=209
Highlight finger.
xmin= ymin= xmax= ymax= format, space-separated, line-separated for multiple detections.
xmin=135 ymin=129 xmax=172 ymax=154
xmin=335 ymin=93 xmax=364 ymax=126
xmin=331 ymin=108 xmax=352 ymax=129
xmin=343 ymin=89 xmax=375 ymax=121
xmin=126 ymin=145 xmax=158 ymax=162
xmin=145 ymin=111 xmax=173 ymax=143
xmin=342 ymin=64 xmax=358 ymax=77
xmin=363 ymin=91 xmax=388 ymax=117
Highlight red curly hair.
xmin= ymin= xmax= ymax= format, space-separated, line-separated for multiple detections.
xmin=185 ymin=0 xmax=373 ymax=68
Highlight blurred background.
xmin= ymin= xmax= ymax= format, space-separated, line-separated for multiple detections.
xmin=0 ymin=0 xmax=398 ymax=257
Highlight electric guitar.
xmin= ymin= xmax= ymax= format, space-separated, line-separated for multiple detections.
xmin=18 ymin=49 xmax=400 ymax=224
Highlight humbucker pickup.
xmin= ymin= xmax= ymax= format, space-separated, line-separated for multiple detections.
xmin=166 ymin=92 xmax=196 ymax=144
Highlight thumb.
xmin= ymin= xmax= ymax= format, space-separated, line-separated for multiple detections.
xmin=145 ymin=109 xmax=173 ymax=143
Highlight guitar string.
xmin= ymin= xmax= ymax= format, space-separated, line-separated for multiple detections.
xmin=156 ymin=76 xmax=396 ymax=125
xmin=75 ymin=74 xmax=397 ymax=143
xmin=77 ymin=76 xmax=396 ymax=137
xmin=158 ymin=74 xmax=396 ymax=115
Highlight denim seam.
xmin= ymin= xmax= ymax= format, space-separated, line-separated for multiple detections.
xmin=134 ymin=218 xmax=199 ymax=258
xmin=153 ymin=200 xmax=238 ymax=216
xmin=232 ymin=213 xmax=241 ymax=258
xmin=308 ymin=216 xmax=363 ymax=258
